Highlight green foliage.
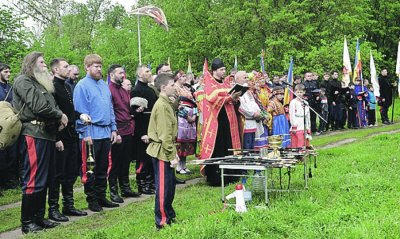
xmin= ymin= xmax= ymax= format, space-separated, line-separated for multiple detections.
xmin=0 ymin=5 xmax=29 ymax=79
xmin=2 ymin=0 xmax=400 ymax=79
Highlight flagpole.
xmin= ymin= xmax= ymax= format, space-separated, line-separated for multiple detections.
xmin=137 ymin=14 xmax=142 ymax=65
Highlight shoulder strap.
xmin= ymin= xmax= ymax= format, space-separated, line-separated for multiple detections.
xmin=3 ymin=85 xmax=12 ymax=102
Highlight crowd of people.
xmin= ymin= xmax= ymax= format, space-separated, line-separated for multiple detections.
xmin=0 ymin=53 xmax=397 ymax=233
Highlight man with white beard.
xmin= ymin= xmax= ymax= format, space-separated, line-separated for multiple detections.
xmin=13 ymin=52 xmax=68 ymax=233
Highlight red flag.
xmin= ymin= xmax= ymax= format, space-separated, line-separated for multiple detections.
xmin=130 ymin=5 xmax=169 ymax=31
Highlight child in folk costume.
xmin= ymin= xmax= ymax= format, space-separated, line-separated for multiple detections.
xmin=146 ymin=73 xmax=179 ymax=229
xmin=174 ymin=70 xmax=197 ymax=174
xmin=252 ymin=72 xmax=271 ymax=149
xmin=289 ymin=84 xmax=312 ymax=148
xmin=354 ymin=78 xmax=369 ymax=127
xmin=236 ymin=71 xmax=264 ymax=150
xmin=267 ymin=86 xmax=290 ymax=147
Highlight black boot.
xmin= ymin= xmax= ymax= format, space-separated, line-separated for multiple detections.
xmin=96 ymin=179 xmax=119 ymax=208
xmin=175 ymin=176 xmax=186 ymax=184
xmin=98 ymin=198 xmax=119 ymax=208
xmin=21 ymin=193 xmax=43 ymax=234
xmin=137 ymin=178 xmax=146 ymax=194
xmin=119 ymin=176 xmax=141 ymax=198
xmin=48 ymin=184 xmax=69 ymax=222
xmin=36 ymin=191 xmax=60 ymax=228
xmin=85 ymin=181 xmax=103 ymax=212
xmin=141 ymin=175 xmax=155 ymax=195
xmin=62 ymin=183 xmax=87 ymax=216
xmin=109 ymin=178 xmax=124 ymax=203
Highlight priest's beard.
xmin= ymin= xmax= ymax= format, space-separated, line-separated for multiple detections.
xmin=34 ymin=68 xmax=54 ymax=93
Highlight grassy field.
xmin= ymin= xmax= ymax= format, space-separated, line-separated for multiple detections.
xmin=0 ymin=98 xmax=399 ymax=238
xmin=14 ymin=129 xmax=398 ymax=238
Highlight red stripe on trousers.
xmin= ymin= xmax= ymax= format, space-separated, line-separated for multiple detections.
xmin=159 ymin=160 xmax=167 ymax=226
xmin=107 ymin=150 xmax=112 ymax=177
xmin=136 ymin=161 xmax=143 ymax=174
xmin=81 ymin=140 xmax=87 ymax=184
xmin=25 ymin=136 xmax=38 ymax=194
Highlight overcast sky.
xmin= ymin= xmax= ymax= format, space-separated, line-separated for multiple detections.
xmin=0 ymin=0 xmax=138 ymax=27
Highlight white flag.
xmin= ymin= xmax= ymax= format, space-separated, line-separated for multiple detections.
xmin=342 ymin=37 xmax=352 ymax=86
xmin=396 ymin=41 xmax=400 ymax=96
xmin=370 ymin=51 xmax=380 ymax=97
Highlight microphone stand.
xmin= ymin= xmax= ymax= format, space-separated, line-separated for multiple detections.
xmin=282 ymin=81 xmax=323 ymax=181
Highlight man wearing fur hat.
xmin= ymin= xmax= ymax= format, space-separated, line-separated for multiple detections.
xmin=13 ymin=52 xmax=68 ymax=233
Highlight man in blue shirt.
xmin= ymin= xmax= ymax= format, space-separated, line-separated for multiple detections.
xmin=73 ymin=54 xmax=119 ymax=212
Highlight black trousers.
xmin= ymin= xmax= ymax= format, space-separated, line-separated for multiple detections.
xmin=20 ymin=136 xmax=55 ymax=195
xmin=0 ymin=142 xmax=19 ymax=189
xmin=318 ymin=111 xmax=329 ymax=132
xmin=347 ymin=109 xmax=357 ymax=128
xmin=80 ymin=138 xmax=111 ymax=203
xmin=133 ymin=135 xmax=153 ymax=182
xmin=368 ymin=109 xmax=376 ymax=125
xmin=310 ymin=110 xmax=317 ymax=132
xmin=380 ymin=105 xmax=390 ymax=122
xmin=152 ymin=158 xmax=176 ymax=227
xmin=110 ymin=135 xmax=132 ymax=182
xmin=48 ymin=140 xmax=79 ymax=208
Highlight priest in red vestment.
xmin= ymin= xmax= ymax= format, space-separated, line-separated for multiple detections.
xmin=200 ymin=58 xmax=242 ymax=186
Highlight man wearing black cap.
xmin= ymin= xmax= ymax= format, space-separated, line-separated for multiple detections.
xmin=200 ymin=58 xmax=242 ymax=186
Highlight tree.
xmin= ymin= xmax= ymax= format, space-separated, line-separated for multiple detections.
xmin=0 ymin=5 xmax=30 ymax=79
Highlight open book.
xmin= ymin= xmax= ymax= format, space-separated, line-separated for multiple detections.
xmin=228 ymin=84 xmax=249 ymax=96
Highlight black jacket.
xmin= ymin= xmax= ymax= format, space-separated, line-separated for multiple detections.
xmin=378 ymin=75 xmax=393 ymax=107
xmin=130 ymin=80 xmax=158 ymax=138
xmin=53 ymin=77 xmax=79 ymax=142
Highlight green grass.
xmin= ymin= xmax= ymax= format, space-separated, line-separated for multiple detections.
xmin=0 ymin=164 xmax=201 ymax=234
xmin=19 ymin=131 xmax=400 ymax=238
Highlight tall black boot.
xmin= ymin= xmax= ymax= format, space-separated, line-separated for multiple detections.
xmin=97 ymin=179 xmax=119 ymax=208
xmin=48 ymin=183 xmax=68 ymax=222
xmin=85 ymin=180 xmax=103 ymax=212
xmin=119 ymin=176 xmax=141 ymax=198
xmin=142 ymin=175 xmax=155 ymax=195
xmin=21 ymin=193 xmax=43 ymax=234
xmin=136 ymin=175 xmax=146 ymax=194
xmin=35 ymin=191 xmax=60 ymax=228
xmin=109 ymin=177 xmax=124 ymax=203
xmin=62 ymin=182 xmax=87 ymax=216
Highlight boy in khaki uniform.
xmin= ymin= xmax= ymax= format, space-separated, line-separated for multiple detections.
xmin=146 ymin=73 xmax=179 ymax=229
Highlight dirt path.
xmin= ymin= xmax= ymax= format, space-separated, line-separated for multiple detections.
xmin=317 ymin=128 xmax=400 ymax=150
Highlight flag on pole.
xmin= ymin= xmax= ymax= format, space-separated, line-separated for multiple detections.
xmin=130 ymin=5 xmax=169 ymax=31
xmin=370 ymin=51 xmax=380 ymax=97
xmin=342 ymin=37 xmax=352 ymax=86
xmin=234 ymin=55 xmax=238 ymax=70
xmin=353 ymin=39 xmax=363 ymax=83
xmin=284 ymin=57 xmax=294 ymax=106
xmin=203 ymin=58 xmax=209 ymax=74
xmin=260 ymin=49 xmax=265 ymax=73
xmin=396 ymin=41 xmax=400 ymax=97
xmin=187 ymin=59 xmax=192 ymax=74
